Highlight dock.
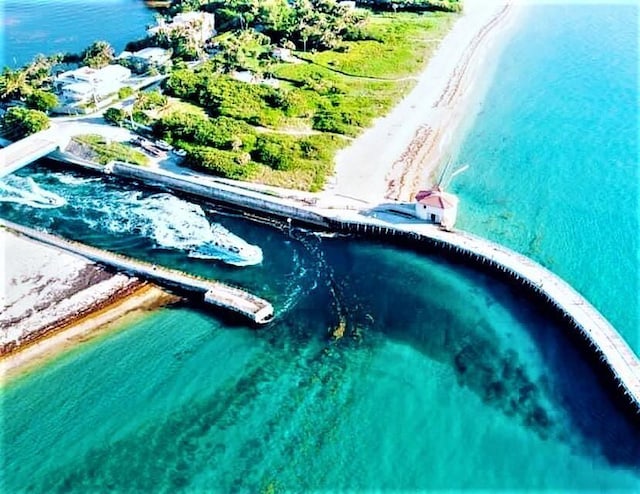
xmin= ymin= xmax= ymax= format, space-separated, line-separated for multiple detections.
xmin=40 ymin=159 xmax=640 ymax=414
xmin=0 ymin=219 xmax=274 ymax=325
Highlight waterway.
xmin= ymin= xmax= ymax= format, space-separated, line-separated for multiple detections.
xmin=1 ymin=0 xmax=156 ymax=68
xmin=1 ymin=2 xmax=639 ymax=492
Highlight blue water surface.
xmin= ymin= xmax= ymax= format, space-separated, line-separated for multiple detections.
xmin=453 ymin=4 xmax=639 ymax=352
xmin=1 ymin=0 xmax=155 ymax=68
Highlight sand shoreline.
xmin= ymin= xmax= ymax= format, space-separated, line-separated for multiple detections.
xmin=0 ymin=229 xmax=179 ymax=384
xmin=330 ymin=0 xmax=524 ymax=203
xmin=0 ymin=282 xmax=178 ymax=384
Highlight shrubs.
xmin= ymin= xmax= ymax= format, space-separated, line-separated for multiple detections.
xmin=25 ymin=89 xmax=58 ymax=113
xmin=1 ymin=107 xmax=50 ymax=138
xmin=252 ymin=135 xmax=298 ymax=171
xmin=104 ymin=107 xmax=126 ymax=126
xmin=118 ymin=86 xmax=134 ymax=100
xmin=155 ymin=111 xmax=257 ymax=151
xmin=186 ymin=146 xmax=256 ymax=180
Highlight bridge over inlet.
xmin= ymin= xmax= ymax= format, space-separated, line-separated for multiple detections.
xmin=0 ymin=127 xmax=64 ymax=178
xmin=0 ymin=219 xmax=274 ymax=325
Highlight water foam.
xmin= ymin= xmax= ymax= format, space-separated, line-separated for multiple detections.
xmin=75 ymin=191 xmax=263 ymax=266
xmin=0 ymin=176 xmax=66 ymax=209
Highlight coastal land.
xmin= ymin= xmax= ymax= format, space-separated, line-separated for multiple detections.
xmin=0 ymin=229 xmax=177 ymax=382
xmin=1 ymin=0 xmax=520 ymax=381
xmin=332 ymin=0 xmax=521 ymax=203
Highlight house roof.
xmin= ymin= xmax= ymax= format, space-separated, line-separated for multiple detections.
xmin=415 ymin=187 xmax=459 ymax=209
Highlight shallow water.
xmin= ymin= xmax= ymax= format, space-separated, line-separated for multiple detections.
xmin=1 ymin=3 xmax=639 ymax=491
xmin=452 ymin=4 xmax=639 ymax=352
xmin=1 ymin=164 xmax=639 ymax=491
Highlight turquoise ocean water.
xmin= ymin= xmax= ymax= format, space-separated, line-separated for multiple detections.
xmin=1 ymin=3 xmax=639 ymax=492
xmin=1 ymin=0 xmax=155 ymax=68
xmin=451 ymin=4 xmax=639 ymax=353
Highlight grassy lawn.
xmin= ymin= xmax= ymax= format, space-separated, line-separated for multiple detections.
xmin=297 ymin=12 xmax=457 ymax=79
xmin=157 ymin=10 xmax=458 ymax=191
xmin=72 ymin=134 xmax=149 ymax=166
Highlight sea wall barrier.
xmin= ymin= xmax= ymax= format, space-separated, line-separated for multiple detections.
xmin=0 ymin=219 xmax=274 ymax=325
xmin=60 ymin=159 xmax=640 ymax=414
xmin=323 ymin=215 xmax=640 ymax=415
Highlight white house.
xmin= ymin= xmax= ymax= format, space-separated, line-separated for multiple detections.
xmin=148 ymin=12 xmax=216 ymax=45
xmin=119 ymin=47 xmax=171 ymax=72
xmin=55 ymin=65 xmax=132 ymax=103
xmin=414 ymin=186 xmax=459 ymax=229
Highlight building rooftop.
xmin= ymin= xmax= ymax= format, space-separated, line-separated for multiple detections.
xmin=415 ymin=187 xmax=459 ymax=209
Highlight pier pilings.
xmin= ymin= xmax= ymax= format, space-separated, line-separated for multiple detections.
xmin=58 ymin=159 xmax=640 ymax=415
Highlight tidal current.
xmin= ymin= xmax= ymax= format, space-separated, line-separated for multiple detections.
xmin=1 ymin=2 xmax=639 ymax=491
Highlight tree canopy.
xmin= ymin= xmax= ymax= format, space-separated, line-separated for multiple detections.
xmin=82 ymin=41 xmax=115 ymax=68
xmin=1 ymin=107 xmax=50 ymax=138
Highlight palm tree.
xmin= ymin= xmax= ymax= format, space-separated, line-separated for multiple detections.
xmin=0 ymin=67 xmax=31 ymax=101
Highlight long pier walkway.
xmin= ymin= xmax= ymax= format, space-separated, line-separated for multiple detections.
xmin=55 ymin=159 xmax=640 ymax=413
xmin=0 ymin=219 xmax=274 ymax=325
xmin=0 ymin=127 xmax=63 ymax=178
xmin=324 ymin=206 xmax=640 ymax=412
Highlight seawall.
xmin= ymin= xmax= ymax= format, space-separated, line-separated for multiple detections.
xmin=0 ymin=219 xmax=274 ymax=325
xmin=60 ymin=159 xmax=640 ymax=416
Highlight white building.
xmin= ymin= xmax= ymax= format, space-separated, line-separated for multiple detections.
xmin=55 ymin=65 xmax=131 ymax=103
xmin=414 ymin=186 xmax=459 ymax=229
xmin=119 ymin=47 xmax=172 ymax=72
xmin=148 ymin=12 xmax=216 ymax=45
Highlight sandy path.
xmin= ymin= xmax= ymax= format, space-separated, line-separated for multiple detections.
xmin=329 ymin=0 xmax=524 ymax=204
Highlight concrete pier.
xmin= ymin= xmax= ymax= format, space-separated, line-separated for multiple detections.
xmin=60 ymin=160 xmax=638 ymax=413
xmin=323 ymin=211 xmax=640 ymax=414
xmin=0 ymin=219 xmax=274 ymax=325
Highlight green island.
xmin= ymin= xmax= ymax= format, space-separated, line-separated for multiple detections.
xmin=0 ymin=0 xmax=461 ymax=191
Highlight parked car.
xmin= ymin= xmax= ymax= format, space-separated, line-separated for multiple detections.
xmin=173 ymin=148 xmax=187 ymax=157
xmin=155 ymin=139 xmax=172 ymax=151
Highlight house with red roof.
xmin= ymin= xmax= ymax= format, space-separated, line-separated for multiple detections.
xmin=414 ymin=186 xmax=459 ymax=229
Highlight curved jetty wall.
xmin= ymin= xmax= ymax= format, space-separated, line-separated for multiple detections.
xmin=63 ymin=160 xmax=640 ymax=414
xmin=0 ymin=219 xmax=274 ymax=325
xmin=325 ymin=216 xmax=640 ymax=415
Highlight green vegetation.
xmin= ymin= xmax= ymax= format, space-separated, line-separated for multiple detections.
xmin=0 ymin=107 xmax=50 ymax=138
xmin=356 ymin=0 xmax=462 ymax=13
xmin=73 ymin=134 xmax=149 ymax=166
xmin=104 ymin=107 xmax=127 ymax=126
xmin=118 ymin=86 xmax=134 ymax=100
xmin=25 ymin=89 xmax=58 ymax=112
xmin=82 ymin=41 xmax=115 ymax=68
xmin=152 ymin=6 xmax=456 ymax=190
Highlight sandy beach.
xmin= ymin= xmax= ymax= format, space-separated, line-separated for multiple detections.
xmin=330 ymin=0 xmax=524 ymax=204
xmin=0 ymin=229 xmax=178 ymax=382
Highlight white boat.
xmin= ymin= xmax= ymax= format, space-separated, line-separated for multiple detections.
xmin=187 ymin=224 xmax=263 ymax=266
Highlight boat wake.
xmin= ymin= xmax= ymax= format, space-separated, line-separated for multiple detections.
xmin=78 ymin=192 xmax=263 ymax=266
xmin=0 ymin=176 xmax=67 ymax=209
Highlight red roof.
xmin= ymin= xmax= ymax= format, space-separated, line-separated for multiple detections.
xmin=415 ymin=187 xmax=458 ymax=209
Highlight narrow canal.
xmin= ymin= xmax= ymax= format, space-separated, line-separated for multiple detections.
xmin=2 ymin=161 xmax=639 ymax=491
